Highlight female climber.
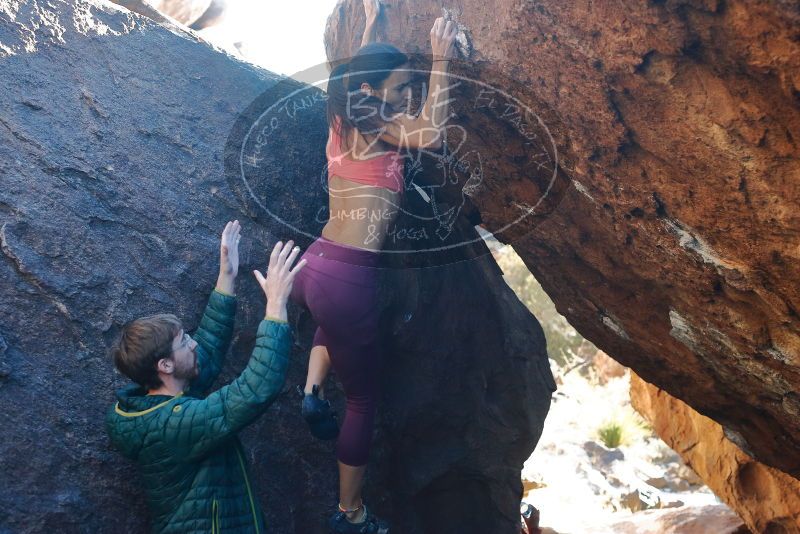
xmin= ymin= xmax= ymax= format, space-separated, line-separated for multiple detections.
xmin=287 ymin=1 xmax=458 ymax=532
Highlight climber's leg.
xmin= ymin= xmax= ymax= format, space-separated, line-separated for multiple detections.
xmin=326 ymin=323 xmax=382 ymax=461
xmin=301 ymin=327 xmax=339 ymax=440
xmin=338 ymin=461 xmax=367 ymax=511
xmin=293 ymin=235 xmax=386 ymax=522
xmin=290 ymin=242 xmax=339 ymax=439
xmin=289 ymin=240 xmax=334 ymax=398
xmin=305 ymin=331 xmax=332 ymax=397
xmin=305 ymin=241 xmax=382 ymax=468
xmin=327 ymin=335 xmax=384 ymax=527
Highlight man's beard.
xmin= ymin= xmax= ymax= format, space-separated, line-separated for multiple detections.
xmin=175 ymin=354 xmax=199 ymax=381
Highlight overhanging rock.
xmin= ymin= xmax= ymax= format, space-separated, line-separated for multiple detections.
xmin=325 ymin=0 xmax=800 ymax=479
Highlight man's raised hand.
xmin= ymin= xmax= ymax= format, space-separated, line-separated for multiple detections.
xmin=215 ymin=220 xmax=241 ymax=296
xmin=220 ymin=220 xmax=241 ymax=277
xmin=253 ymin=239 xmax=307 ymax=321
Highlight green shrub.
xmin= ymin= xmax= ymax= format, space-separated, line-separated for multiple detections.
xmin=597 ymin=421 xmax=624 ymax=449
xmin=496 ymin=246 xmax=596 ymax=367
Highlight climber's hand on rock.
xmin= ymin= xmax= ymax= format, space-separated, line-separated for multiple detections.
xmin=215 ymin=220 xmax=241 ymax=295
xmin=430 ymin=16 xmax=457 ymax=61
xmin=253 ymin=239 xmax=307 ymax=321
xmin=363 ymin=0 xmax=381 ymax=21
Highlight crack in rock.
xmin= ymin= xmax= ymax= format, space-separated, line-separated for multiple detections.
xmin=0 ymin=332 xmax=9 ymax=380
xmin=0 ymin=222 xmax=73 ymax=321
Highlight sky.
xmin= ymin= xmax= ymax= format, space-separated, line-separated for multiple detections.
xmin=198 ymin=0 xmax=341 ymax=80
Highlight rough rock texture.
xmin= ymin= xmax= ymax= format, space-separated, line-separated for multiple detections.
xmin=631 ymin=373 xmax=800 ymax=533
xmin=324 ymin=0 xmax=800 ymax=478
xmin=0 ymin=1 xmax=554 ymax=532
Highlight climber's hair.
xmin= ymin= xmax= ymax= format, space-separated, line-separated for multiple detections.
xmin=109 ymin=314 xmax=183 ymax=391
xmin=326 ymin=42 xmax=409 ymax=149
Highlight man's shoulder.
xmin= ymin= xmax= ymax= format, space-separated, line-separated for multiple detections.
xmin=107 ymin=395 xmax=205 ymax=459
xmin=108 ymin=393 xmax=187 ymax=433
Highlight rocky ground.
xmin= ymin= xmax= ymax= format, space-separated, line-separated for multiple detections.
xmin=494 ymin=243 xmax=749 ymax=533
xmin=522 ymin=368 xmax=746 ymax=533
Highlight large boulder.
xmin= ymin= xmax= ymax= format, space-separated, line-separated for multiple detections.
xmin=325 ymin=0 xmax=800 ymax=479
xmin=0 ymin=0 xmax=554 ymax=532
xmin=631 ymin=373 xmax=800 ymax=533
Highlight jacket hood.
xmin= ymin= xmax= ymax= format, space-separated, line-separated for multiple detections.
xmin=106 ymin=384 xmax=183 ymax=459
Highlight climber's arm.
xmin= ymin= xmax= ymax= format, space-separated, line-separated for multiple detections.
xmin=361 ymin=0 xmax=381 ymax=47
xmin=375 ymin=17 xmax=458 ymax=151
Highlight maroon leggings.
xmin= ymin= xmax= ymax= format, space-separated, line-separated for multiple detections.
xmin=289 ymin=235 xmax=382 ymax=466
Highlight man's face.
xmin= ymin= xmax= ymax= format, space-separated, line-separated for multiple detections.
xmin=169 ymin=328 xmax=199 ymax=381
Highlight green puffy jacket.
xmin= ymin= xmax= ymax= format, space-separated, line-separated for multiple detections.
xmin=106 ymin=289 xmax=291 ymax=534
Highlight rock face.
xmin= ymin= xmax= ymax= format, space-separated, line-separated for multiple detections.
xmin=324 ymin=0 xmax=800 ymax=478
xmin=0 ymin=1 xmax=554 ymax=532
xmin=631 ymin=373 xmax=800 ymax=533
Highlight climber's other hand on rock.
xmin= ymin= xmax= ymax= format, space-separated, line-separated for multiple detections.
xmin=363 ymin=0 xmax=381 ymax=21
xmin=430 ymin=16 xmax=457 ymax=61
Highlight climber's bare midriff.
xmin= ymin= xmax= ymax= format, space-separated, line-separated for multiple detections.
xmin=321 ymin=174 xmax=402 ymax=252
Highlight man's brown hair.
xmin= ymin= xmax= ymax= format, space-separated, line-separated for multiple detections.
xmin=110 ymin=314 xmax=183 ymax=391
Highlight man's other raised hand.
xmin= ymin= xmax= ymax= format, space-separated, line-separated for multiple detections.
xmin=253 ymin=240 xmax=307 ymax=322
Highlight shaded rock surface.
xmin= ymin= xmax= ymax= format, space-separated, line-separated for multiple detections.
xmin=631 ymin=373 xmax=800 ymax=533
xmin=0 ymin=0 xmax=554 ymax=532
xmin=324 ymin=0 xmax=800 ymax=478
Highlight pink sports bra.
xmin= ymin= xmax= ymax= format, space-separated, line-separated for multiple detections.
xmin=326 ymin=117 xmax=405 ymax=195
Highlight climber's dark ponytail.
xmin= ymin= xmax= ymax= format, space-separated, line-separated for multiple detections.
xmin=326 ymin=42 xmax=409 ymax=149
xmin=325 ymin=61 xmax=352 ymax=138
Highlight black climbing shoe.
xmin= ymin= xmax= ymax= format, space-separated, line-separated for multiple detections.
xmin=299 ymin=384 xmax=339 ymax=440
xmin=328 ymin=505 xmax=389 ymax=534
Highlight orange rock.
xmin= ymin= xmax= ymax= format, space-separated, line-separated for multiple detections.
xmin=590 ymin=350 xmax=626 ymax=385
xmin=324 ymin=0 xmax=800 ymax=479
xmin=631 ymin=373 xmax=800 ymax=533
